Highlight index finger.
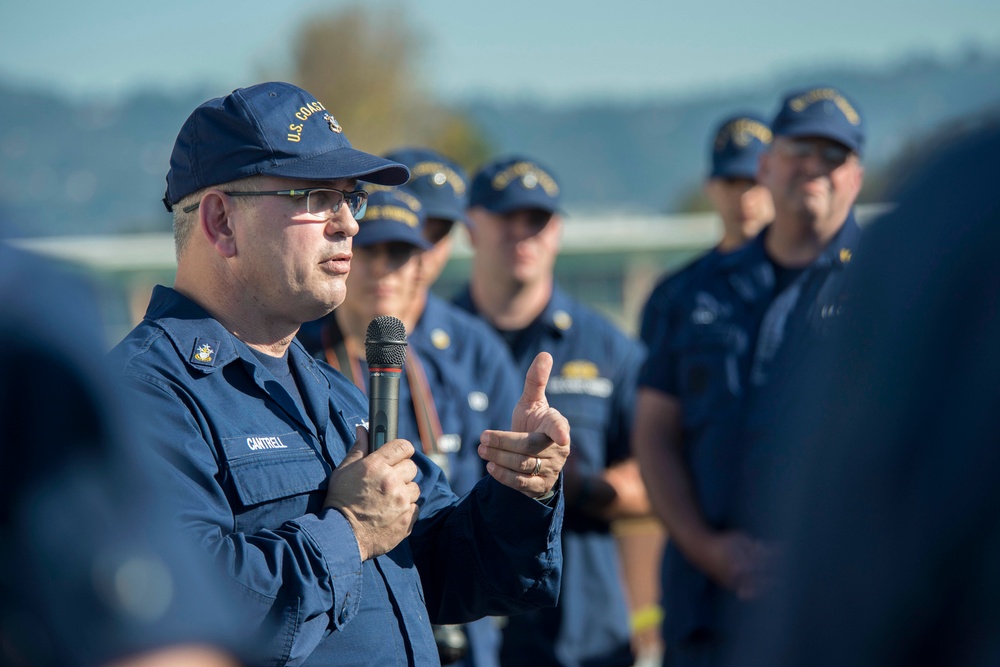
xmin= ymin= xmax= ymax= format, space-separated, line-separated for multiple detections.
xmin=480 ymin=429 xmax=552 ymax=456
xmin=369 ymin=437 xmax=416 ymax=464
xmin=519 ymin=351 xmax=553 ymax=406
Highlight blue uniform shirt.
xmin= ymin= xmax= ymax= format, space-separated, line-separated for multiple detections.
xmin=408 ymin=293 xmax=522 ymax=495
xmin=637 ymin=214 xmax=861 ymax=643
xmin=455 ymin=284 xmax=644 ymax=667
xmin=298 ymin=294 xmax=522 ymax=667
xmin=111 ymin=286 xmax=565 ymax=667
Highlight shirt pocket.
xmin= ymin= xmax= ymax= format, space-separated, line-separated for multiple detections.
xmin=674 ymin=323 xmax=743 ymax=428
xmin=220 ymin=431 xmax=329 ymax=508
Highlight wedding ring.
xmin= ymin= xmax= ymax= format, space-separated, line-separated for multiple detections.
xmin=531 ymin=457 xmax=542 ymax=476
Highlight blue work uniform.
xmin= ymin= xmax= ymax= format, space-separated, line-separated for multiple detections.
xmin=455 ymin=284 xmax=644 ymax=667
xmin=298 ymin=294 xmax=522 ymax=667
xmin=111 ymin=286 xmax=564 ymax=667
xmin=639 ymin=249 xmax=722 ymax=353
xmin=408 ymin=292 xmax=522 ymax=496
xmin=637 ymin=214 xmax=860 ymax=648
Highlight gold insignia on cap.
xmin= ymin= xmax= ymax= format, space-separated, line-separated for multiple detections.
xmin=364 ymin=205 xmax=420 ymax=228
xmin=193 ymin=343 xmax=214 ymax=363
xmin=553 ymin=310 xmax=572 ymax=330
xmin=411 ymin=162 xmax=467 ymax=194
xmin=324 ymin=113 xmax=343 ymax=133
xmin=491 ymin=162 xmax=560 ymax=196
xmin=839 ymin=248 xmax=852 ymax=263
xmin=789 ymin=88 xmax=861 ymax=126
xmin=561 ymin=359 xmax=599 ymax=379
xmin=715 ymin=118 xmax=773 ymax=150
xmin=431 ymin=328 xmax=451 ymax=350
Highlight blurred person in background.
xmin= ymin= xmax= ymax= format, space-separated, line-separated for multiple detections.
xmin=456 ymin=155 xmax=649 ymax=667
xmin=387 ymin=147 xmax=524 ymax=667
xmin=111 ymin=81 xmax=571 ymax=667
xmin=632 ymin=111 xmax=774 ymax=666
xmin=726 ymin=121 xmax=1000 ymax=667
xmin=0 ymin=244 xmax=243 ymax=667
xmin=639 ymin=112 xmax=774 ymax=349
xmin=298 ymin=184 xmax=518 ymax=667
xmin=632 ymin=86 xmax=866 ymax=666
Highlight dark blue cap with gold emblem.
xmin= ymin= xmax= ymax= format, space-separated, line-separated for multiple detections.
xmin=354 ymin=189 xmax=431 ymax=250
xmin=710 ymin=112 xmax=772 ymax=180
xmin=382 ymin=148 xmax=468 ymax=224
xmin=771 ymin=86 xmax=866 ymax=154
xmin=163 ymin=81 xmax=410 ymax=211
xmin=469 ymin=156 xmax=561 ymax=214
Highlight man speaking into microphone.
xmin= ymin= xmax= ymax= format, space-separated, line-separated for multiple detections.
xmin=111 ymin=82 xmax=570 ymax=667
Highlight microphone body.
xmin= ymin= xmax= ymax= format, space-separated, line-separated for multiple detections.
xmin=365 ymin=316 xmax=408 ymax=452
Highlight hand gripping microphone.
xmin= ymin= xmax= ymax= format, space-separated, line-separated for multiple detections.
xmin=365 ymin=315 xmax=408 ymax=452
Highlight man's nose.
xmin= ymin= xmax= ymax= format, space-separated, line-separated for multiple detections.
xmin=327 ymin=208 xmax=360 ymax=238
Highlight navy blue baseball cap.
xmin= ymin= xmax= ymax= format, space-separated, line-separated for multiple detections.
xmin=469 ymin=156 xmax=561 ymax=214
xmin=353 ymin=189 xmax=431 ymax=250
xmin=710 ymin=113 xmax=772 ymax=180
xmin=382 ymin=148 xmax=468 ymax=223
xmin=163 ymin=82 xmax=410 ymax=211
xmin=771 ymin=86 xmax=866 ymax=154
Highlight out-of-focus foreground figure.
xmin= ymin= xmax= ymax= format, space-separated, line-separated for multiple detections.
xmin=728 ymin=122 xmax=1000 ymax=666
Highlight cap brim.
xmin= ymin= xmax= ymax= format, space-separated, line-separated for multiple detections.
xmin=484 ymin=189 xmax=561 ymax=215
xmin=711 ymin=155 xmax=761 ymax=180
xmin=777 ymin=122 xmax=861 ymax=153
xmin=266 ymin=147 xmax=411 ymax=186
xmin=354 ymin=223 xmax=432 ymax=251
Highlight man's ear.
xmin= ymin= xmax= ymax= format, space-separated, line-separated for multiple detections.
xmin=199 ymin=190 xmax=237 ymax=258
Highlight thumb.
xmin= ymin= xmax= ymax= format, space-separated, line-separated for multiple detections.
xmin=341 ymin=425 xmax=370 ymax=464
xmin=519 ymin=351 xmax=553 ymax=406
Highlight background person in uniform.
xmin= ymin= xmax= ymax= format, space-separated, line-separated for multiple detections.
xmin=1 ymin=244 xmax=242 ymax=667
xmin=632 ymin=111 xmax=774 ymax=666
xmin=385 ymin=147 xmax=524 ymax=667
xmin=726 ymin=122 xmax=1000 ymax=667
xmin=454 ymin=155 xmax=649 ymax=667
xmin=639 ymin=112 xmax=774 ymax=350
xmin=110 ymin=82 xmax=571 ymax=667
xmin=297 ymin=185 xmax=514 ymax=667
xmin=631 ymin=86 xmax=866 ymax=667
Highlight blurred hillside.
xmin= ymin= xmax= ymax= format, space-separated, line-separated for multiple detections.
xmin=2 ymin=47 xmax=998 ymax=238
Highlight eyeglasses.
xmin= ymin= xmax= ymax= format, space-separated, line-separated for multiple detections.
xmin=182 ymin=188 xmax=368 ymax=219
xmin=775 ymin=139 xmax=854 ymax=167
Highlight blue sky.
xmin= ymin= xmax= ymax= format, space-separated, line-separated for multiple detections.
xmin=1 ymin=0 xmax=998 ymax=103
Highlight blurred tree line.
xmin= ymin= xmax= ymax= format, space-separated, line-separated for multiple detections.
xmin=288 ymin=4 xmax=492 ymax=173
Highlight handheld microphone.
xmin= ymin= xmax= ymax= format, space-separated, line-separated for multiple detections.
xmin=365 ymin=315 xmax=408 ymax=452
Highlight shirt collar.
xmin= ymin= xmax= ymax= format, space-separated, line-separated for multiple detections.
xmin=716 ymin=209 xmax=862 ymax=274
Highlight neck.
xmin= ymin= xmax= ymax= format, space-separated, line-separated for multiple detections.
xmin=402 ymin=288 xmax=429 ymax=334
xmin=717 ymin=232 xmax=748 ymax=254
xmin=469 ymin=270 xmax=552 ymax=331
xmin=333 ymin=308 xmax=369 ymax=354
xmin=174 ymin=262 xmax=299 ymax=358
xmin=765 ymin=210 xmax=846 ymax=268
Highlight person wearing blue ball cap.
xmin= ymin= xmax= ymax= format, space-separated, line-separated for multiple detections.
xmin=639 ymin=112 xmax=775 ymax=362
xmin=632 ymin=86 xmax=867 ymax=666
xmin=111 ymin=82 xmax=571 ymax=667
xmin=455 ymin=156 xmax=649 ymax=667
xmin=386 ymin=148 xmax=524 ymax=667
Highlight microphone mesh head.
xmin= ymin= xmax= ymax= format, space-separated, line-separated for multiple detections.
xmin=365 ymin=315 xmax=408 ymax=367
